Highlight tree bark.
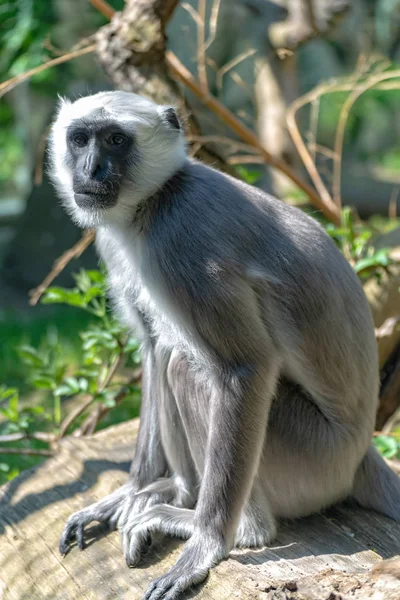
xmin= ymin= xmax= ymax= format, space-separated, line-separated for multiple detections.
xmin=95 ymin=0 xmax=230 ymax=172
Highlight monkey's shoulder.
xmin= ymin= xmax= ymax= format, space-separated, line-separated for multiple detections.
xmin=145 ymin=160 xmax=351 ymax=288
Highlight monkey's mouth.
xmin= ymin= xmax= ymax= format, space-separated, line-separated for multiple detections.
xmin=74 ymin=190 xmax=117 ymax=209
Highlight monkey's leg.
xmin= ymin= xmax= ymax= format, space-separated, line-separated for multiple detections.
xmin=120 ymin=346 xmax=197 ymax=566
xmin=257 ymin=379 xmax=367 ymax=520
xmin=143 ymin=289 xmax=281 ymax=600
xmin=60 ymin=343 xmax=172 ymax=554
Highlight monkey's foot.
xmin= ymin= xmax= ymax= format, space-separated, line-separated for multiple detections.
xmin=59 ymin=483 xmax=131 ymax=554
xmin=118 ymin=477 xmax=194 ymax=566
xmin=234 ymin=508 xmax=277 ymax=548
xmin=123 ymin=505 xmax=194 ymax=567
xmin=142 ymin=533 xmax=226 ymax=600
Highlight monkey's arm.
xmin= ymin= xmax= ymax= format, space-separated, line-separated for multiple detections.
xmin=129 ymin=340 xmax=168 ymax=487
xmin=59 ymin=339 xmax=170 ymax=555
xmin=143 ymin=278 xmax=281 ymax=600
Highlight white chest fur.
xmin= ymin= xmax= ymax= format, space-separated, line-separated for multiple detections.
xmin=96 ymin=225 xmax=188 ymax=349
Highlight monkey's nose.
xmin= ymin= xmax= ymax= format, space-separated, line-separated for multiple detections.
xmin=84 ymin=154 xmax=109 ymax=181
xmin=91 ymin=162 xmax=109 ymax=181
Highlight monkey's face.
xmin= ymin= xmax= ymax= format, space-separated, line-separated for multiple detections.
xmin=66 ymin=117 xmax=133 ymax=211
xmin=49 ymin=91 xmax=186 ymax=228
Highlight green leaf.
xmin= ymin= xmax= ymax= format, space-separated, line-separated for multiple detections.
xmin=235 ymin=165 xmax=262 ymax=185
xmin=64 ymin=377 xmax=81 ymax=394
xmin=373 ymin=435 xmax=399 ymax=459
xmin=78 ymin=378 xmax=89 ymax=392
xmin=354 ymin=249 xmax=390 ymax=273
xmin=54 ymin=384 xmax=75 ymax=397
xmin=31 ymin=375 xmax=56 ymax=390
xmin=83 ymin=287 xmax=104 ymax=304
xmin=102 ymin=393 xmax=117 ymax=408
xmin=86 ymin=270 xmax=105 ymax=284
xmin=17 ymin=345 xmax=44 ymax=368
xmin=42 ymin=288 xmax=85 ymax=307
xmin=6 ymin=468 xmax=20 ymax=481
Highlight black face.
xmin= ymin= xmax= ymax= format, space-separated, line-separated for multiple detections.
xmin=66 ymin=118 xmax=134 ymax=210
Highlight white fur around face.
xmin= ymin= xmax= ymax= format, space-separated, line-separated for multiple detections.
xmin=49 ymin=91 xmax=187 ymax=228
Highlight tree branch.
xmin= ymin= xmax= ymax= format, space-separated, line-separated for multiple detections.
xmin=0 ymin=432 xmax=55 ymax=444
xmin=0 ymin=43 xmax=95 ymax=100
xmin=166 ymin=51 xmax=339 ymax=223
xmin=58 ymin=348 xmax=125 ymax=439
xmin=29 ymin=229 xmax=96 ymax=306
xmin=0 ymin=448 xmax=53 ymax=457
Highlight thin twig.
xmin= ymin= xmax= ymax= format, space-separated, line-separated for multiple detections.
xmin=0 ymin=448 xmax=53 ymax=457
xmin=187 ymin=134 xmax=257 ymax=154
xmin=0 ymin=44 xmax=96 ymax=100
xmin=389 ymin=188 xmax=399 ymax=220
xmin=29 ymin=229 xmax=96 ymax=306
xmin=88 ymin=0 xmax=115 ymax=19
xmin=58 ymin=348 xmax=125 ymax=439
xmin=286 ymin=63 xmax=400 ymax=220
xmin=75 ymin=369 xmax=142 ymax=436
xmin=166 ymin=50 xmax=339 ymax=223
xmin=197 ymin=0 xmax=208 ymax=91
xmin=228 ymin=155 xmax=265 ymax=164
xmin=181 ymin=1 xmax=208 ymax=91
xmin=332 ymin=65 xmax=372 ymax=211
xmin=86 ymin=0 xmax=338 ymax=221
xmin=308 ymin=97 xmax=320 ymax=163
xmin=204 ymin=0 xmax=222 ymax=52
xmin=216 ymin=49 xmax=257 ymax=92
xmin=0 ymin=432 xmax=55 ymax=444
xmin=307 ymin=143 xmax=338 ymax=161
xmin=286 ymin=93 xmax=338 ymax=221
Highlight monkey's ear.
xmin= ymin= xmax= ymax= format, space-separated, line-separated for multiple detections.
xmin=158 ymin=107 xmax=181 ymax=131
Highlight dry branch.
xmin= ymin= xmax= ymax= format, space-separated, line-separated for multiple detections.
xmin=58 ymin=349 xmax=124 ymax=439
xmin=88 ymin=0 xmax=115 ymax=20
xmin=29 ymin=230 xmax=96 ymax=306
xmin=0 ymin=432 xmax=54 ymax=444
xmin=75 ymin=369 xmax=142 ymax=436
xmin=0 ymin=447 xmax=53 ymax=457
xmin=0 ymin=44 xmax=95 ymax=100
xmin=165 ymin=51 xmax=339 ymax=223
xmin=90 ymin=0 xmax=337 ymax=222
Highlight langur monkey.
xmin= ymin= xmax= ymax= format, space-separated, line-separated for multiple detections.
xmin=49 ymin=91 xmax=400 ymax=600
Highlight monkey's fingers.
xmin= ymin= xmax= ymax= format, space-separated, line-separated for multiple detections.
xmin=142 ymin=565 xmax=209 ymax=600
xmin=59 ymin=523 xmax=78 ymax=555
xmin=125 ymin=528 xmax=152 ymax=567
xmin=59 ymin=511 xmax=93 ymax=555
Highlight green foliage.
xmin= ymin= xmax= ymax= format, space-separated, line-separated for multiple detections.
xmin=325 ymin=207 xmax=391 ymax=279
xmin=0 ymin=267 xmax=141 ymax=484
xmin=0 ymin=0 xmax=57 ymax=77
xmin=234 ymin=165 xmax=263 ymax=185
xmin=373 ymin=434 xmax=400 ymax=460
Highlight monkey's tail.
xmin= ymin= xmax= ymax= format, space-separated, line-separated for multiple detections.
xmin=351 ymin=444 xmax=400 ymax=520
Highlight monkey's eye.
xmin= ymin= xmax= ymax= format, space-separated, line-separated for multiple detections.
xmin=72 ymin=133 xmax=88 ymax=147
xmin=107 ymin=134 xmax=127 ymax=146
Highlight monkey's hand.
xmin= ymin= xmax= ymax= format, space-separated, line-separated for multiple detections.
xmin=59 ymin=483 xmax=131 ymax=554
xmin=59 ymin=476 xmax=192 ymax=557
xmin=142 ymin=532 xmax=226 ymax=600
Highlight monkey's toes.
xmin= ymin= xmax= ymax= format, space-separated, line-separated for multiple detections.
xmin=142 ymin=566 xmax=208 ymax=600
xmin=59 ymin=521 xmax=84 ymax=554
xmin=59 ymin=512 xmax=92 ymax=555
xmin=123 ymin=526 xmax=152 ymax=567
